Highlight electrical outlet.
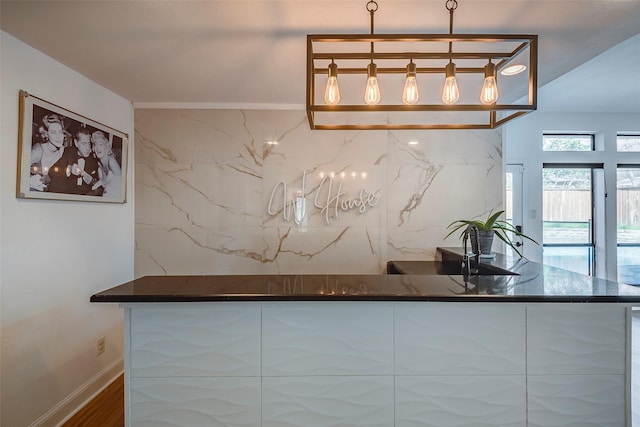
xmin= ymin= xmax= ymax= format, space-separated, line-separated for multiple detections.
xmin=96 ymin=336 xmax=105 ymax=356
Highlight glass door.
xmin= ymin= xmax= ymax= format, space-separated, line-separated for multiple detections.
xmin=542 ymin=166 xmax=595 ymax=275
xmin=617 ymin=167 xmax=640 ymax=285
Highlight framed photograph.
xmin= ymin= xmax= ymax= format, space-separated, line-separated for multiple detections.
xmin=16 ymin=90 xmax=128 ymax=203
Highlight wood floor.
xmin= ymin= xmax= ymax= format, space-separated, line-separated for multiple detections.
xmin=62 ymin=374 xmax=124 ymax=427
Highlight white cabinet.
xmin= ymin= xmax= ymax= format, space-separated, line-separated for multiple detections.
xmin=124 ymin=302 xmax=632 ymax=426
xmin=395 ymin=303 xmax=526 ymax=426
xmin=127 ymin=305 xmax=262 ymax=427
xmin=261 ymin=305 xmax=395 ymax=426
xmin=130 ymin=305 xmax=261 ymax=377
xmin=527 ymin=304 xmax=627 ymax=427
xmin=527 ymin=375 xmax=625 ymax=427
xmin=527 ymin=304 xmax=626 ymax=375
xmin=130 ymin=377 xmax=261 ymax=427
xmin=263 ymin=376 xmax=394 ymax=427
xmin=396 ymin=376 xmax=526 ymax=427
xmin=395 ymin=303 xmax=526 ymax=375
xmin=262 ymin=305 xmax=394 ymax=376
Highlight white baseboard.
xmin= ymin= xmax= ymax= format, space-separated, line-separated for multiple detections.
xmin=28 ymin=358 xmax=123 ymax=427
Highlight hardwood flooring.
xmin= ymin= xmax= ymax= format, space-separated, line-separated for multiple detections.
xmin=62 ymin=374 xmax=124 ymax=427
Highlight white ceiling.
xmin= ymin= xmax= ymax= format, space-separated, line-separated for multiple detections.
xmin=539 ymin=32 xmax=640 ymax=113
xmin=1 ymin=0 xmax=639 ymax=112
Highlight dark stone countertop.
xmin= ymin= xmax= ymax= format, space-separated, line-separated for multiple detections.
xmin=90 ymin=248 xmax=640 ymax=304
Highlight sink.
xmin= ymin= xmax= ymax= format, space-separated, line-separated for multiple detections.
xmin=387 ymin=261 xmax=517 ymax=276
xmin=435 ymin=261 xmax=516 ymax=276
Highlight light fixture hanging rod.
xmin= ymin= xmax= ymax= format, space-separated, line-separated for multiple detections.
xmin=447 ymin=0 xmax=457 ymax=54
xmin=313 ymin=52 xmax=515 ymax=61
xmin=314 ymin=66 xmax=486 ymax=74
xmin=367 ymin=0 xmax=377 ymax=59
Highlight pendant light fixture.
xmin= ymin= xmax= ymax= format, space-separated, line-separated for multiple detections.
xmin=442 ymin=61 xmax=459 ymax=105
xmin=480 ymin=59 xmax=499 ymax=104
xmin=402 ymin=60 xmax=419 ymax=105
xmin=364 ymin=62 xmax=381 ymax=105
xmin=441 ymin=0 xmax=459 ymax=105
xmin=324 ymin=60 xmax=340 ymax=105
xmin=364 ymin=0 xmax=381 ymax=105
xmin=306 ymin=0 xmax=538 ymax=130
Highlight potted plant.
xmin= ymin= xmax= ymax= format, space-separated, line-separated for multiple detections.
xmin=445 ymin=210 xmax=538 ymax=258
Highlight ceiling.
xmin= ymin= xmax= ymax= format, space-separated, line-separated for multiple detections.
xmin=1 ymin=0 xmax=639 ymax=113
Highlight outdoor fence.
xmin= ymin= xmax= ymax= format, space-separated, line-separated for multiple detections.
xmin=506 ymin=189 xmax=640 ymax=227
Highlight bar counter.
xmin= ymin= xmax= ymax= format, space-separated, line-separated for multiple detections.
xmin=91 ymin=249 xmax=640 ymax=426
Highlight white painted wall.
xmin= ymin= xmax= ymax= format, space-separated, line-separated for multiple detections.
xmin=504 ymin=111 xmax=640 ymax=280
xmin=0 ymin=31 xmax=134 ymax=426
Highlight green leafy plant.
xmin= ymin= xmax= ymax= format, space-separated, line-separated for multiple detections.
xmin=445 ymin=210 xmax=538 ymax=258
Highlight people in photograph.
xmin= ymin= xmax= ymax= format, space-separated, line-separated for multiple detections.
xmin=91 ymin=130 xmax=122 ymax=197
xmin=29 ymin=114 xmax=69 ymax=191
xmin=47 ymin=127 xmax=101 ymax=195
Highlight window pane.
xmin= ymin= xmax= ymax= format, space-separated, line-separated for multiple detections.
xmin=505 ymin=172 xmax=513 ymax=222
xmin=543 ymin=246 xmax=592 ymax=276
xmin=617 ymin=168 xmax=640 ymax=243
xmin=617 ymin=167 xmax=640 ymax=284
xmin=543 ymin=168 xmax=592 ymax=244
xmin=617 ymin=246 xmax=640 ymax=285
xmin=617 ymin=135 xmax=640 ymax=152
xmin=543 ymin=135 xmax=593 ymax=151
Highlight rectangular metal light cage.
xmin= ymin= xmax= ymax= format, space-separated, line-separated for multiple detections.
xmin=306 ymin=33 xmax=538 ymax=130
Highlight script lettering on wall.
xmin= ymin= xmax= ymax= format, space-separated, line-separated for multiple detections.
xmin=267 ymin=170 xmax=381 ymax=225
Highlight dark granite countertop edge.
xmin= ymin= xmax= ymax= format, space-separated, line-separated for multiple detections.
xmin=90 ymin=294 xmax=640 ymax=304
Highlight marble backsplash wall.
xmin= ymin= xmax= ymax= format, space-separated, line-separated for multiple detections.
xmin=134 ymin=109 xmax=502 ymax=276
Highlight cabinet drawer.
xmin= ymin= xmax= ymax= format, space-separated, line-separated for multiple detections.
xmin=527 ymin=304 xmax=626 ymax=375
xmin=395 ymin=303 xmax=526 ymax=375
xmin=130 ymin=305 xmax=261 ymax=377
xmin=262 ymin=305 xmax=393 ymax=375
xmin=131 ymin=377 xmax=261 ymax=427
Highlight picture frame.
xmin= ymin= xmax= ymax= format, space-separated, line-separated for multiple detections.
xmin=16 ymin=90 xmax=128 ymax=203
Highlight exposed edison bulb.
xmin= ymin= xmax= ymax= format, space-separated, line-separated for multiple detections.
xmin=402 ymin=60 xmax=419 ymax=105
xmin=324 ymin=61 xmax=340 ymax=105
xmin=480 ymin=76 xmax=498 ymax=105
xmin=480 ymin=61 xmax=499 ymax=105
xmin=364 ymin=62 xmax=381 ymax=105
xmin=441 ymin=62 xmax=459 ymax=105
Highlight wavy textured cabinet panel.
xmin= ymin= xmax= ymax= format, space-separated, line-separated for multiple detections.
xmin=528 ymin=375 xmax=625 ymax=427
xmin=130 ymin=377 xmax=261 ymax=427
xmin=396 ymin=375 xmax=526 ymax=427
xmin=131 ymin=306 xmax=261 ymax=377
xmin=262 ymin=376 xmax=394 ymax=427
xmin=395 ymin=303 xmax=526 ymax=375
xmin=262 ymin=306 xmax=393 ymax=375
xmin=527 ymin=304 xmax=626 ymax=375
xmin=123 ymin=302 xmax=633 ymax=426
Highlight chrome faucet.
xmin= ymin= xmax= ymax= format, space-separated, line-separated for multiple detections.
xmin=462 ymin=224 xmax=480 ymax=275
